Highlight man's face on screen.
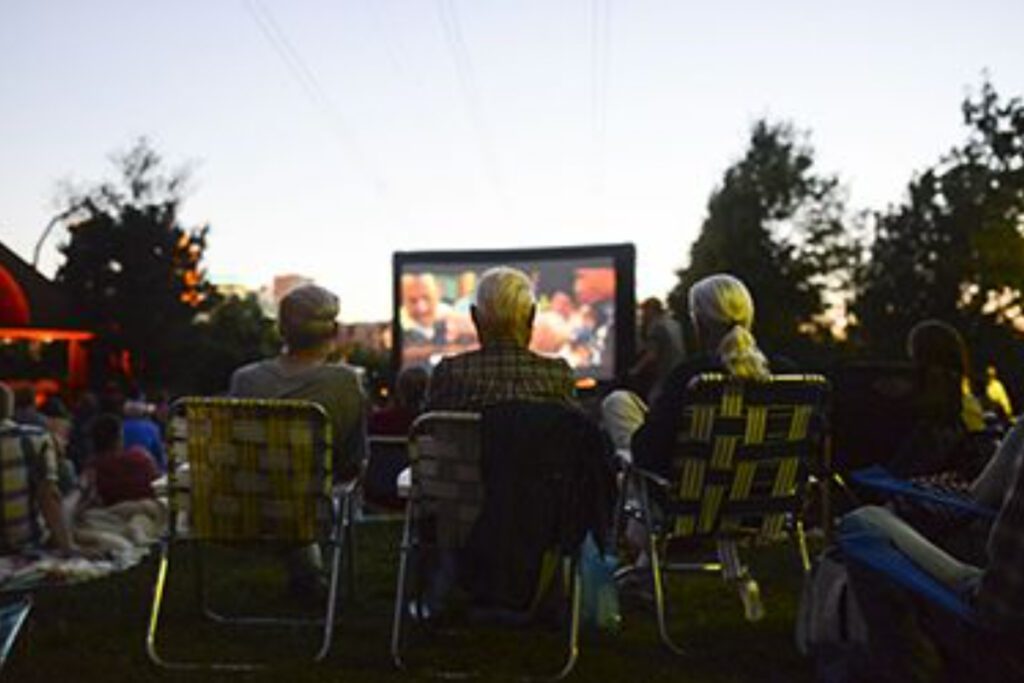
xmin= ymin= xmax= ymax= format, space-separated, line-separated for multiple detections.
xmin=402 ymin=275 xmax=439 ymax=327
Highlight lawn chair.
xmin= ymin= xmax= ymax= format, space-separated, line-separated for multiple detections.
xmin=390 ymin=409 xmax=585 ymax=681
xmin=146 ymin=397 xmax=355 ymax=671
xmin=839 ymin=489 xmax=1022 ymax=680
xmin=618 ymin=372 xmax=829 ymax=653
xmin=0 ymin=596 xmax=31 ymax=672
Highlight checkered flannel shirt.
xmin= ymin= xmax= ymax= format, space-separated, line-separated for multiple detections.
xmin=978 ymin=446 xmax=1024 ymax=627
xmin=426 ymin=341 xmax=576 ymax=411
xmin=0 ymin=419 xmax=58 ymax=553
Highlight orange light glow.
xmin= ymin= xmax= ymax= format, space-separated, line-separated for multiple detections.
xmin=0 ymin=328 xmax=94 ymax=342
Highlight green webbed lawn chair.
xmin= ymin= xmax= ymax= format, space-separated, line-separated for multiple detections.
xmin=618 ymin=372 xmax=829 ymax=653
xmin=146 ymin=397 xmax=355 ymax=671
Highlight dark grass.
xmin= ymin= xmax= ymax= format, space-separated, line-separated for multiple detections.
xmin=6 ymin=521 xmax=815 ymax=682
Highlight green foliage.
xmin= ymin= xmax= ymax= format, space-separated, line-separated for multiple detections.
xmin=671 ymin=121 xmax=857 ymax=354
xmin=853 ymin=80 xmax=1024 ymax=360
xmin=188 ymin=293 xmax=281 ymax=394
xmin=54 ymin=138 xmax=212 ymax=389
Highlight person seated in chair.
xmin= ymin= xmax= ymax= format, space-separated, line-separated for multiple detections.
xmin=229 ymin=283 xmax=368 ymax=599
xmin=887 ymin=319 xmax=992 ymax=479
xmin=426 ymin=266 xmax=576 ymax=411
xmin=603 ymin=273 xmax=790 ymax=476
xmin=0 ymin=382 xmax=74 ymax=556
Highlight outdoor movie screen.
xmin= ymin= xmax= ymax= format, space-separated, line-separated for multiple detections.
xmin=397 ymin=257 xmax=617 ymax=379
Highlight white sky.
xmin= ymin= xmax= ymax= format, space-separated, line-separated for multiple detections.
xmin=2 ymin=1 xmax=1023 ymax=321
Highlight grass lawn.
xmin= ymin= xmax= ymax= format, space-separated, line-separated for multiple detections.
xmin=6 ymin=520 xmax=815 ymax=682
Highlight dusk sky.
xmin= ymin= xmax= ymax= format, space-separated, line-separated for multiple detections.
xmin=3 ymin=1 xmax=1023 ymax=321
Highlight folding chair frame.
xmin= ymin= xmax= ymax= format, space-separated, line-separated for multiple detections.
xmin=145 ymin=397 xmax=356 ymax=671
xmin=616 ymin=373 xmax=828 ymax=654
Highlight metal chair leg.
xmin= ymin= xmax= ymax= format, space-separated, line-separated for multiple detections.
xmin=547 ymin=556 xmax=581 ymax=682
xmin=390 ymin=505 xmax=415 ymax=670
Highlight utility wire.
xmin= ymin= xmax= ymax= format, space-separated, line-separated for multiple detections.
xmin=244 ymin=0 xmax=388 ymax=195
xmin=434 ymin=0 xmax=505 ymax=200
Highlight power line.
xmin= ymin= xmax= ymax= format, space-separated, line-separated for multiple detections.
xmin=243 ymin=0 xmax=388 ymax=195
xmin=434 ymin=0 xmax=505 ymax=200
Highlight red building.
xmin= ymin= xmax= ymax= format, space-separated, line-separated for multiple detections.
xmin=0 ymin=241 xmax=93 ymax=395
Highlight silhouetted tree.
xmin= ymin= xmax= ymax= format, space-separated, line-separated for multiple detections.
xmin=55 ymin=138 xmax=211 ymax=389
xmin=853 ymin=80 xmax=1024 ymax=370
xmin=670 ymin=120 xmax=858 ymax=356
xmin=189 ymin=293 xmax=279 ymax=394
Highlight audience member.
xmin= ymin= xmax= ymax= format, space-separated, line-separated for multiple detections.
xmin=603 ymin=273 xmax=783 ymax=473
xmin=229 ymin=283 xmax=368 ymax=599
xmin=627 ymin=297 xmax=685 ymax=404
xmin=426 ymin=266 xmax=576 ymax=411
xmin=81 ymin=414 xmax=159 ymax=507
xmin=12 ymin=385 xmax=46 ymax=429
xmin=0 ymin=382 xmax=74 ymax=555
xmin=66 ymin=391 xmax=99 ymax=474
xmin=888 ymin=319 xmax=991 ymax=478
xmin=983 ymin=364 xmax=1014 ymax=423
xmin=369 ymin=366 xmax=429 ymax=436
xmin=230 ymin=283 xmax=368 ymax=480
xmin=121 ymin=395 xmax=167 ymax=474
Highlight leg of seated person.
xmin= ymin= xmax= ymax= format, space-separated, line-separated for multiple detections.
xmin=970 ymin=420 xmax=1024 ymax=509
xmin=842 ymin=507 xmax=969 ymax=682
xmin=600 ymin=390 xmax=648 ymax=453
xmin=842 ymin=506 xmax=982 ymax=588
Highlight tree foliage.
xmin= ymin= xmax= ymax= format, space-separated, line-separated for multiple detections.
xmin=670 ymin=120 xmax=858 ymax=354
xmin=189 ymin=293 xmax=280 ymax=394
xmin=853 ymin=80 xmax=1024 ymax=359
xmin=55 ymin=139 xmax=211 ymax=388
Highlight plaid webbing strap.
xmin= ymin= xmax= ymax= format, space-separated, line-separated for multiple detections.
xmin=175 ymin=398 xmax=332 ymax=543
xmin=409 ymin=414 xmax=482 ymax=550
xmin=666 ymin=373 xmax=828 ymax=540
xmin=0 ymin=430 xmax=36 ymax=552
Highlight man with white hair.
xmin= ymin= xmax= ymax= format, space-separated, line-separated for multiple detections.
xmin=427 ymin=266 xmax=575 ymax=410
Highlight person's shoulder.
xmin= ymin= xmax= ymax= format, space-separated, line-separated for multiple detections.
xmin=231 ymin=358 xmax=275 ymax=383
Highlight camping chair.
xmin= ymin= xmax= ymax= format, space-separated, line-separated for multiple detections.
xmin=617 ymin=372 xmax=829 ymax=653
xmin=839 ymin=493 xmax=1021 ymax=680
xmin=390 ymin=410 xmax=583 ymax=681
xmin=0 ymin=596 xmax=31 ymax=672
xmin=146 ymin=397 xmax=355 ymax=671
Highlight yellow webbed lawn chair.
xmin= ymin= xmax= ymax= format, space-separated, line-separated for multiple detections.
xmin=146 ymin=397 xmax=355 ymax=671
xmin=618 ymin=373 xmax=829 ymax=653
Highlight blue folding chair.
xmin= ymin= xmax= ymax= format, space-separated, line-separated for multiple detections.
xmin=0 ymin=596 xmax=31 ymax=671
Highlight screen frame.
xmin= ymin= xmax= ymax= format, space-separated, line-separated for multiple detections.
xmin=391 ymin=243 xmax=636 ymax=386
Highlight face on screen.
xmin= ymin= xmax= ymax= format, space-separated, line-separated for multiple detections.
xmin=398 ymin=260 xmax=616 ymax=379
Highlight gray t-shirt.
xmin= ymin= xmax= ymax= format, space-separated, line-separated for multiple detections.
xmin=647 ymin=316 xmax=685 ymax=403
xmin=229 ymin=358 xmax=368 ymax=478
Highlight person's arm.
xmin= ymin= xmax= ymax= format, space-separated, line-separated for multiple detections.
xmin=37 ymin=479 xmax=73 ymax=553
xmin=631 ymin=362 xmax=692 ymax=477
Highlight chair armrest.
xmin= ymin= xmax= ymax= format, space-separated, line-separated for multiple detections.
xmin=851 ymin=466 xmax=996 ymax=520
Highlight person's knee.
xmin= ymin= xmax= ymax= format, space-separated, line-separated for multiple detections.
xmin=839 ymin=505 xmax=892 ymax=536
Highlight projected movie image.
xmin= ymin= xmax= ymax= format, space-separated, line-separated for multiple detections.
xmin=399 ymin=258 xmax=616 ymax=379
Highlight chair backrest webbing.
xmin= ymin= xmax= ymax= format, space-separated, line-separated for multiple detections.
xmin=665 ymin=373 xmax=828 ymax=541
xmin=408 ymin=412 xmax=482 ymax=550
xmin=170 ymin=398 xmax=332 ymax=542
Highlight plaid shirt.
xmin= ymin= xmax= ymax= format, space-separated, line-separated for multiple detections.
xmin=427 ymin=341 xmax=576 ymax=412
xmin=0 ymin=419 xmax=57 ymax=553
xmin=978 ymin=445 xmax=1024 ymax=627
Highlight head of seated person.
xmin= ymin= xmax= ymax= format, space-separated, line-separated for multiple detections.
xmin=906 ymin=319 xmax=974 ymax=421
xmin=279 ymin=284 xmax=341 ymax=361
xmin=688 ymin=273 xmax=770 ymax=380
xmin=470 ymin=266 xmax=537 ymax=349
xmin=89 ymin=413 xmax=158 ymax=504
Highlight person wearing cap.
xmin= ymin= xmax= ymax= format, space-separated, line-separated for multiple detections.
xmin=229 ymin=283 xmax=368 ymax=598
